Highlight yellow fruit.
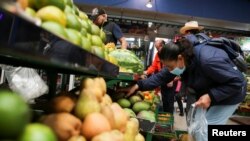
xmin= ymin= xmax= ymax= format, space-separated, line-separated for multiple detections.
xmin=65 ymin=28 xmax=82 ymax=46
xmin=80 ymin=28 xmax=87 ymax=37
xmin=68 ymin=135 xmax=86 ymax=141
xmin=24 ymin=7 xmax=36 ymax=17
xmin=41 ymin=21 xmax=68 ymax=39
xmin=37 ymin=5 xmax=66 ymax=26
xmin=34 ymin=0 xmax=65 ymax=10
xmin=91 ymin=46 xmax=105 ymax=58
xmin=65 ymin=12 xmax=82 ymax=30
xmin=0 ymin=91 xmax=31 ymax=139
xmin=18 ymin=123 xmax=57 ymax=141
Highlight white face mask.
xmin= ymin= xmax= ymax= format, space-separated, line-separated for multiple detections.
xmin=170 ymin=67 xmax=186 ymax=76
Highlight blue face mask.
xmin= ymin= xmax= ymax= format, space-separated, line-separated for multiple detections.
xmin=170 ymin=67 xmax=186 ymax=76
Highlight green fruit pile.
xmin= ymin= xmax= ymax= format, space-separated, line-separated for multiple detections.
xmin=19 ymin=0 xmax=107 ymax=58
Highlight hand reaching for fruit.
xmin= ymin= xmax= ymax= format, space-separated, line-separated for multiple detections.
xmin=41 ymin=113 xmax=82 ymax=141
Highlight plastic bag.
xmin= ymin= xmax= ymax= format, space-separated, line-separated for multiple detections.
xmin=2 ymin=65 xmax=48 ymax=103
xmin=187 ymin=103 xmax=207 ymax=141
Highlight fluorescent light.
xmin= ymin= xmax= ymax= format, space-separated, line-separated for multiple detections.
xmin=146 ymin=0 xmax=153 ymax=8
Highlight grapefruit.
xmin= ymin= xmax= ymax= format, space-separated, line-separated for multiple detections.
xmin=0 ymin=91 xmax=31 ymax=139
xmin=18 ymin=123 xmax=57 ymax=141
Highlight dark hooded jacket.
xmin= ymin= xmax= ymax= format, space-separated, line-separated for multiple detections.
xmin=137 ymin=34 xmax=246 ymax=105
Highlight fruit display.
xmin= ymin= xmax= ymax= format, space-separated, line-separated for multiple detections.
xmin=113 ymin=91 xmax=161 ymax=123
xmin=0 ymin=76 xmax=145 ymax=141
xmin=108 ymin=49 xmax=144 ymax=73
xmin=14 ymin=0 xmax=107 ymax=60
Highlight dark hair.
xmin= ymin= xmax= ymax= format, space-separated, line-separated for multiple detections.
xmin=158 ymin=38 xmax=194 ymax=65
xmin=185 ymin=29 xmax=200 ymax=34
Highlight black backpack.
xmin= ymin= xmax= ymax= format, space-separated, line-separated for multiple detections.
xmin=194 ymin=33 xmax=247 ymax=73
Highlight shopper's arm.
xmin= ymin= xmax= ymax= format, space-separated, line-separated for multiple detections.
xmin=118 ymin=37 xmax=128 ymax=49
xmin=137 ymin=68 xmax=176 ymax=91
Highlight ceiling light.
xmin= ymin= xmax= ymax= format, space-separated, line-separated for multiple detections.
xmin=146 ymin=0 xmax=153 ymax=8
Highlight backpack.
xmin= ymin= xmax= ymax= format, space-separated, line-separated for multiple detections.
xmin=194 ymin=33 xmax=247 ymax=73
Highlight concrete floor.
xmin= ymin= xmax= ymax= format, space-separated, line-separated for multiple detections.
xmin=173 ymin=102 xmax=240 ymax=131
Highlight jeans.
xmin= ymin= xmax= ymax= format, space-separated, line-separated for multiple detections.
xmin=194 ymin=104 xmax=239 ymax=141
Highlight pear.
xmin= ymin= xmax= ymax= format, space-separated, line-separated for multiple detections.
xmin=75 ymin=89 xmax=101 ymax=120
xmin=101 ymin=106 xmax=116 ymax=129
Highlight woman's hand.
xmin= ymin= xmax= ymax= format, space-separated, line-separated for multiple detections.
xmin=117 ymin=84 xmax=139 ymax=98
xmin=195 ymin=94 xmax=211 ymax=109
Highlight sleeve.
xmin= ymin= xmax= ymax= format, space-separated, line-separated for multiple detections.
xmin=112 ymin=23 xmax=123 ymax=40
xmin=137 ymin=68 xmax=176 ymax=91
xmin=201 ymin=57 xmax=245 ymax=103
xmin=146 ymin=54 xmax=160 ymax=75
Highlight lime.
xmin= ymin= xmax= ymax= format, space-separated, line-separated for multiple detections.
xmin=36 ymin=5 xmax=66 ymax=26
xmin=0 ymin=91 xmax=31 ymax=139
xmin=18 ymin=123 xmax=57 ymax=141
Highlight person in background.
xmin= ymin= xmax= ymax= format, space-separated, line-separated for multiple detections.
xmin=91 ymin=8 xmax=128 ymax=49
xmin=142 ymin=39 xmax=175 ymax=114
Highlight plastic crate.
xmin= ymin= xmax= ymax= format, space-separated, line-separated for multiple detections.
xmin=154 ymin=112 xmax=174 ymax=133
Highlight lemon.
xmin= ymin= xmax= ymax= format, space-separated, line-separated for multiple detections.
xmin=65 ymin=12 xmax=81 ymax=30
xmin=65 ymin=28 xmax=82 ymax=46
xmin=18 ymin=123 xmax=57 ymax=141
xmin=41 ymin=21 xmax=68 ymax=39
xmin=81 ymin=36 xmax=92 ymax=52
xmin=37 ymin=5 xmax=66 ymax=26
xmin=0 ymin=91 xmax=31 ymax=139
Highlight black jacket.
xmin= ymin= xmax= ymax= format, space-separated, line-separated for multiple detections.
xmin=137 ymin=34 xmax=246 ymax=105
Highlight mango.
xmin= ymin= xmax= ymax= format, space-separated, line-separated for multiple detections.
xmin=132 ymin=101 xmax=150 ymax=113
